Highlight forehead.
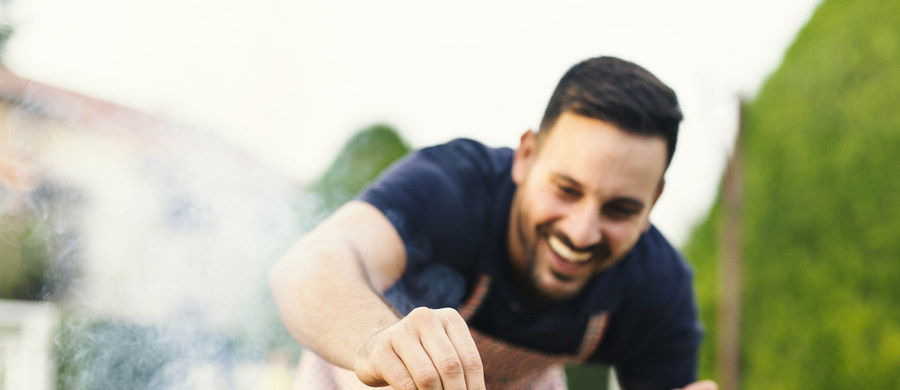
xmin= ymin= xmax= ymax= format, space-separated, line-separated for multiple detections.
xmin=536 ymin=113 xmax=667 ymax=194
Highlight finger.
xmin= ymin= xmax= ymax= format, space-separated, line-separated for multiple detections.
xmin=355 ymin=334 xmax=414 ymax=389
xmin=417 ymin=313 xmax=468 ymax=389
xmin=441 ymin=310 xmax=485 ymax=390
xmin=391 ymin=318 xmax=444 ymax=389
xmin=372 ymin=346 xmax=419 ymax=390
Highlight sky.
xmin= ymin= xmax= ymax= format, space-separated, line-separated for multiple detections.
xmin=3 ymin=0 xmax=821 ymax=246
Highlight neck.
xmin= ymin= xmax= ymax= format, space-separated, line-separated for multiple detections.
xmin=506 ymin=193 xmax=527 ymax=282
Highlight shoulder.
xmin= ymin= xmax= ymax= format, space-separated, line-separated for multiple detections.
xmin=360 ymin=138 xmax=512 ymax=211
xmin=581 ymin=225 xmax=697 ymax=333
xmin=624 ymin=226 xmax=693 ymax=285
xmin=595 ymin=227 xmax=702 ymax=386
xmin=609 ymin=225 xmax=698 ymax=332
xmin=417 ymin=138 xmax=513 ymax=178
xmin=357 ymin=138 xmax=515 ymax=266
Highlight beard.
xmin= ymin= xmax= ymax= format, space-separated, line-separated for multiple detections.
xmin=513 ymin=209 xmax=613 ymax=305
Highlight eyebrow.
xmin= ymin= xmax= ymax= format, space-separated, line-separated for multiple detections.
xmin=551 ymin=173 xmax=646 ymax=210
xmin=607 ymin=197 xmax=645 ymax=211
xmin=551 ymin=173 xmax=582 ymax=188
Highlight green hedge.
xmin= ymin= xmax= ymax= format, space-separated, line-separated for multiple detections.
xmin=684 ymin=0 xmax=900 ymax=387
xmin=305 ymin=123 xmax=410 ymax=218
xmin=0 ymin=184 xmax=79 ymax=301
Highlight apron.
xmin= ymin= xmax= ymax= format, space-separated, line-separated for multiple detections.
xmin=293 ymin=275 xmax=610 ymax=389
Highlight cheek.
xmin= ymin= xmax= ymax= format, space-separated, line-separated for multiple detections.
xmin=528 ymin=186 xmax=568 ymax=221
xmin=518 ymin=192 xmax=548 ymax=226
xmin=603 ymin=222 xmax=644 ymax=254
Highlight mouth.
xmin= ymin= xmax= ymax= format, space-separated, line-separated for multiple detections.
xmin=548 ymin=235 xmax=592 ymax=264
xmin=545 ymin=235 xmax=596 ymax=281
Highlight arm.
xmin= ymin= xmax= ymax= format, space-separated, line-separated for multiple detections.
xmin=269 ymin=201 xmax=485 ymax=389
xmin=677 ymin=380 xmax=718 ymax=390
xmin=269 ymin=201 xmax=402 ymax=368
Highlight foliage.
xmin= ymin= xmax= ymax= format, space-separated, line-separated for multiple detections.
xmin=683 ymin=0 xmax=900 ymax=387
xmin=0 ymin=209 xmax=54 ymax=298
xmin=0 ymin=183 xmax=80 ymax=300
xmin=681 ymin=196 xmax=722 ymax=383
xmin=0 ymin=0 xmax=13 ymax=63
xmin=303 ymin=123 xmax=410 ymax=220
xmin=54 ymin=312 xmax=242 ymax=390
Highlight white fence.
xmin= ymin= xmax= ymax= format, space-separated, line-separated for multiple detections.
xmin=0 ymin=300 xmax=56 ymax=390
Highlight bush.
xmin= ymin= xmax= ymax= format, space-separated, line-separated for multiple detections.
xmin=0 ymin=183 xmax=80 ymax=300
xmin=684 ymin=0 xmax=900 ymax=387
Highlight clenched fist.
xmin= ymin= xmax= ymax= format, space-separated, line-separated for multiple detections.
xmin=354 ymin=307 xmax=486 ymax=390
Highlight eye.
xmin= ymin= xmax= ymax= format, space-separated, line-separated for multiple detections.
xmin=603 ymin=203 xmax=640 ymax=220
xmin=556 ymin=184 xmax=581 ymax=199
xmin=559 ymin=185 xmax=579 ymax=196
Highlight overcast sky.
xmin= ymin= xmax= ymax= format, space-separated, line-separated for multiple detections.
xmin=4 ymin=0 xmax=821 ymax=245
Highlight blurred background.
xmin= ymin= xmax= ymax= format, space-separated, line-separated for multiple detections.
xmin=1 ymin=0 xmax=897 ymax=389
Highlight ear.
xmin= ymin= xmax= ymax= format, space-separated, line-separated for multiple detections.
xmin=653 ymin=178 xmax=666 ymax=205
xmin=644 ymin=178 xmax=666 ymax=232
xmin=512 ymin=130 xmax=537 ymax=185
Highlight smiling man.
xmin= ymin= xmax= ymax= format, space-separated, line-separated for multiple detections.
xmin=508 ymin=112 xmax=669 ymax=305
xmin=270 ymin=56 xmax=716 ymax=390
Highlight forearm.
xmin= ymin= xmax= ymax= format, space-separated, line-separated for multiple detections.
xmin=269 ymin=237 xmax=401 ymax=370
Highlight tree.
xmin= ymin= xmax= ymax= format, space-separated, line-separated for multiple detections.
xmin=303 ymin=123 xmax=410 ymax=222
xmin=0 ymin=0 xmax=13 ymax=64
xmin=684 ymin=0 xmax=900 ymax=387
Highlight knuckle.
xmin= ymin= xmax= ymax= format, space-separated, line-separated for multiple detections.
xmin=392 ymin=319 xmax=413 ymax=335
xmin=460 ymin=352 xmax=484 ymax=373
xmin=373 ymin=330 xmax=396 ymax=351
xmin=435 ymin=307 xmax=461 ymax=318
xmin=414 ymin=307 xmax=441 ymax=320
xmin=409 ymin=306 xmax=432 ymax=318
xmin=437 ymin=357 xmax=464 ymax=376
xmin=372 ymin=342 xmax=393 ymax=360
xmin=406 ymin=307 xmax=441 ymax=328
xmin=439 ymin=308 xmax=467 ymax=325
xmin=414 ymin=368 xmax=440 ymax=388
xmin=395 ymin=378 xmax=418 ymax=390
xmin=405 ymin=307 xmax=428 ymax=323
xmin=393 ymin=315 xmax=421 ymax=336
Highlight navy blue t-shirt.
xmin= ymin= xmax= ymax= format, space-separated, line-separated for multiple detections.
xmin=358 ymin=138 xmax=702 ymax=389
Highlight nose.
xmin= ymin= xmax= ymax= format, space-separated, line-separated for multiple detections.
xmin=558 ymin=202 xmax=602 ymax=249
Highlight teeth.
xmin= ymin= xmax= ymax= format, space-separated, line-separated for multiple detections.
xmin=548 ymin=236 xmax=592 ymax=263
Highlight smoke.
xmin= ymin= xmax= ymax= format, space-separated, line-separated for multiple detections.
xmin=38 ymin=121 xmax=310 ymax=388
xmin=0 ymin=94 xmax=313 ymax=388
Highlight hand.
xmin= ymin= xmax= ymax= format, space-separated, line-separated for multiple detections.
xmin=677 ymin=379 xmax=718 ymax=390
xmin=354 ymin=307 xmax=486 ymax=389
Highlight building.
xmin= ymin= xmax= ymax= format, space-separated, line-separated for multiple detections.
xmin=0 ymin=68 xmax=302 ymax=389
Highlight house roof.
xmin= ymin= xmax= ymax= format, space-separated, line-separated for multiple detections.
xmin=0 ymin=67 xmax=298 ymax=189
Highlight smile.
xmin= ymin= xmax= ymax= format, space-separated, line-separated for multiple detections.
xmin=548 ymin=235 xmax=592 ymax=263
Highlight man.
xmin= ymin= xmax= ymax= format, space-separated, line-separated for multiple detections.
xmin=270 ymin=56 xmax=717 ymax=390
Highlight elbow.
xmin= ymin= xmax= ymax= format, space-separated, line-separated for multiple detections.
xmin=268 ymin=238 xmax=358 ymax=304
xmin=268 ymin=244 xmax=312 ymax=305
xmin=268 ymin=241 xmax=309 ymax=308
xmin=268 ymin=258 xmax=294 ymax=319
xmin=268 ymin=257 xmax=289 ymax=300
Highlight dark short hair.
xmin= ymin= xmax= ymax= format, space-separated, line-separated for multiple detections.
xmin=539 ymin=56 xmax=683 ymax=168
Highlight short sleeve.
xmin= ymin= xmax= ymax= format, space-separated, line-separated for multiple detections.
xmin=357 ymin=139 xmax=512 ymax=277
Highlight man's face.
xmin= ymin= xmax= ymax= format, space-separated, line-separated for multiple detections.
xmin=508 ymin=112 xmax=667 ymax=303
